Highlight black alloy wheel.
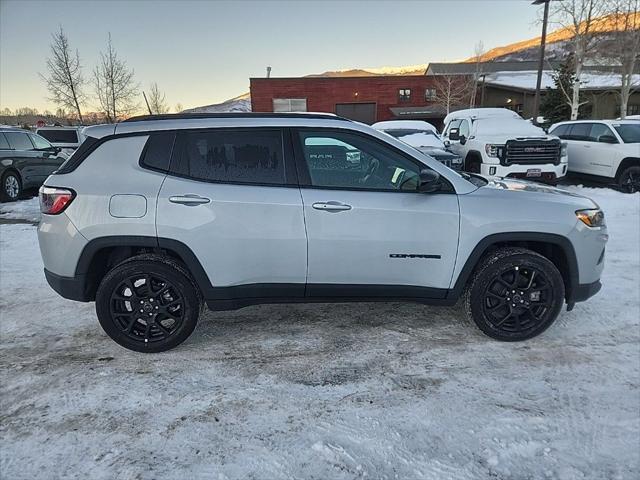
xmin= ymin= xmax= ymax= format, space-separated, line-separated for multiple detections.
xmin=482 ymin=265 xmax=554 ymax=334
xmin=465 ymin=247 xmax=565 ymax=341
xmin=110 ymin=274 xmax=185 ymax=344
xmin=618 ymin=165 xmax=640 ymax=194
xmin=96 ymin=257 xmax=201 ymax=352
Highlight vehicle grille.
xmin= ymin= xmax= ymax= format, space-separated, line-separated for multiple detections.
xmin=501 ymin=139 xmax=561 ymax=165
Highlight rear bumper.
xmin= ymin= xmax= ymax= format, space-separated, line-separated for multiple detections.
xmin=572 ymin=280 xmax=602 ymax=303
xmin=44 ymin=269 xmax=90 ymax=302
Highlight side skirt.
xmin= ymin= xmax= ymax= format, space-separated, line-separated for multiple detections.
xmin=205 ymin=283 xmax=454 ymax=311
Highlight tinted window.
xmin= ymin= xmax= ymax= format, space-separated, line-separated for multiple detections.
xmin=141 ymin=132 xmax=175 ymax=171
xmin=298 ymin=130 xmax=423 ymax=191
xmin=37 ymin=129 xmax=78 ymax=143
xmin=550 ymin=124 xmax=569 ymax=137
xmin=4 ymin=132 xmax=34 ymax=150
xmin=29 ymin=134 xmax=52 ymax=149
xmin=589 ymin=123 xmax=615 ymax=142
xmin=568 ymin=123 xmax=591 ymax=141
xmin=0 ymin=133 xmax=9 ymax=150
xmin=172 ymin=129 xmax=285 ymax=185
xmin=614 ymin=123 xmax=640 ymax=143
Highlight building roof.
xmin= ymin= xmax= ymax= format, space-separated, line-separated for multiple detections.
xmin=483 ymin=70 xmax=639 ymax=92
xmin=425 ymin=61 xmax=634 ymax=76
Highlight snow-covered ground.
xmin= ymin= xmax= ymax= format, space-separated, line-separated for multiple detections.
xmin=1 ymin=186 xmax=638 ymax=480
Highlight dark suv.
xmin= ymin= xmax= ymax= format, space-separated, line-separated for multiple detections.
xmin=0 ymin=127 xmax=68 ymax=202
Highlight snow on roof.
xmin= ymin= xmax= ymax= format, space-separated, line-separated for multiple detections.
xmin=484 ymin=70 xmax=640 ymax=91
xmin=372 ymin=120 xmax=438 ymax=132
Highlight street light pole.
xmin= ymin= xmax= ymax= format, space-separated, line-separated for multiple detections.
xmin=532 ymin=0 xmax=550 ymax=125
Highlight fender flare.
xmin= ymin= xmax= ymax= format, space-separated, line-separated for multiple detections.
xmin=448 ymin=232 xmax=579 ymax=303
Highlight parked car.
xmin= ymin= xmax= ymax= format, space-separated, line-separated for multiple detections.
xmin=0 ymin=127 xmax=68 ymax=202
xmin=35 ymin=126 xmax=86 ymax=156
xmin=442 ymin=108 xmax=568 ymax=184
xmin=549 ymin=120 xmax=640 ymax=193
xmin=372 ymin=120 xmax=463 ymax=170
xmin=37 ymin=113 xmax=606 ymax=352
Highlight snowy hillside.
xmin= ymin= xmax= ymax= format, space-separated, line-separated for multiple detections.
xmin=182 ymin=92 xmax=251 ymax=113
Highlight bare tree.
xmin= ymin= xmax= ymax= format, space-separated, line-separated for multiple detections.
xmin=551 ymin=0 xmax=607 ymax=119
xmin=431 ymin=75 xmax=474 ymax=114
xmin=174 ymin=103 xmax=184 ymax=113
xmin=604 ymin=1 xmax=640 ymax=118
xmin=40 ymin=26 xmax=85 ymax=123
xmin=93 ymin=33 xmax=139 ymax=122
xmin=147 ymin=82 xmax=169 ymax=114
xmin=469 ymin=41 xmax=485 ymax=108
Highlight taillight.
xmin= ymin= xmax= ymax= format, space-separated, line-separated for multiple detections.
xmin=39 ymin=186 xmax=75 ymax=215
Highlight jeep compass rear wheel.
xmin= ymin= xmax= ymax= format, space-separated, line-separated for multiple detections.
xmin=465 ymin=247 xmax=565 ymax=341
xmin=96 ymin=258 xmax=201 ymax=352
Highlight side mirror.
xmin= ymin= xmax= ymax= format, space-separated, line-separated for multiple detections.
xmin=459 ymin=134 xmax=467 ymax=145
xmin=418 ymin=169 xmax=441 ymax=193
xmin=598 ymin=134 xmax=617 ymax=144
xmin=448 ymin=128 xmax=460 ymax=141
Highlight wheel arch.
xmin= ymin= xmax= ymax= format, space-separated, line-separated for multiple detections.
xmin=614 ymin=157 xmax=640 ymax=180
xmin=75 ymin=236 xmax=213 ymax=301
xmin=464 ymin=150 xmax=483 ymax=170
xmin=1 ymin=166 xmax=22 ymax=182
xmin=450 ymin=232 xmax=578 ymax=305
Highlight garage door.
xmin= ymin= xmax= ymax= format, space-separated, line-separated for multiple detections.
xmin=335 ymin=103 xmax=376 ymax=124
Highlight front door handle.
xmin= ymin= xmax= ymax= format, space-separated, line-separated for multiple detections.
xmin=312 ymin=201 xmax=352 ymax=212
xmin=169 ymin=194 xmax=211 ymax=206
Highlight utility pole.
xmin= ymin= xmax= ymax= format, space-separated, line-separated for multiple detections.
xmin=532 ymin=0 xmax=550 ymax=124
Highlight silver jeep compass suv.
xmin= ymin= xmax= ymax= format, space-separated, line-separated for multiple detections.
xmin=37 ymin=113 xmax=607 ymax=352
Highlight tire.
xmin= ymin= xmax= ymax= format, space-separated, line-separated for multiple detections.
xmin=95 ymin=256 xmax=202 ymax=352
xmin=617 ymin=165 xmax=640 ymax=193
xmin=464 ymin=247 xmax=565 ymax=341
xmin=1 ymin=171 xmax=22 ymax=202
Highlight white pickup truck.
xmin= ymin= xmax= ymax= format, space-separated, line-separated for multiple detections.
xmin=442 ymin=108 xmax=568 ymax=184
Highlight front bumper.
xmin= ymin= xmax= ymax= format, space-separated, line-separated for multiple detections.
xmin=480 ymin=162 xmax=568 ymax=183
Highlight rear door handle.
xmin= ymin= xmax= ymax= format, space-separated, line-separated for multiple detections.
xmin=169 ymin=194 xmax=211 ymax=206
xmin=312 ymin=201 xmax=352 ymax=212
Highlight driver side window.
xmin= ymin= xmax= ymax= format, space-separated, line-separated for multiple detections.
xmin=298 ymin=130 xmax=422 ymax=191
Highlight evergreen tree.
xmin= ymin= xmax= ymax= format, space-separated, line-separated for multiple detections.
xmin=540 ymin=56 xmax=589 ymax=127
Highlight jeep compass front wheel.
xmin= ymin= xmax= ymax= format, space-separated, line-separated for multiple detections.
xmin=96 ymin=256 xmax=201 ymax=352
xmin=465 ymin=247 xmax=565 ymax=341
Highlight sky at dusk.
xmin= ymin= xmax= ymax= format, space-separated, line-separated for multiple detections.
xmin=1 ymin=0 xmax=544 ymax=112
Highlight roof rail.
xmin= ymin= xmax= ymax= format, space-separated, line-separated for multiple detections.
xmin=122 ymin=112 xmax=352 ymax=123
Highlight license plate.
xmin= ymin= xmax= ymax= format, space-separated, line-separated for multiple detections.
xmin=526 ymin=169 xmax=542 ymax=177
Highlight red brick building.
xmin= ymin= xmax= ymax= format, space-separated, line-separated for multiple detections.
xmin=250 ymin=76 xmax=446 ymax=126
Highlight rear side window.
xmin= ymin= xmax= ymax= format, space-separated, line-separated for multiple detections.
xmin=4 ymin=132 xmax=34 ymax=150
xmin=0 ymin=133 xmax=9 ymax=150
xmin=171 ymin=129 xmax=286 ymax=185
xmin=567 ymin=123 xmax=591 ymax=141
xmin=37 ymin=129 xmax=78 ymax=143
xmin=140 ymin=132 xmax=175 ymax=172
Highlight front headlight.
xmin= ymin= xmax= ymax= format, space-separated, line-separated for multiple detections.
xmin=485 ymin=144 xmax=503 ymax=157
xmin=561 ymin=142 xmax=568 ymax=158
xmin=576 ymin=209 xmax=605 ymax=227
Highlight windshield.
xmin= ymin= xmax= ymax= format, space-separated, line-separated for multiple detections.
xmin=383 ymin=129 xmax=444 ymax=149
xmin=613 ymin=123 xmax=640 ymax=143
xmin=37 ymin=129 xmax=79 ymax=144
